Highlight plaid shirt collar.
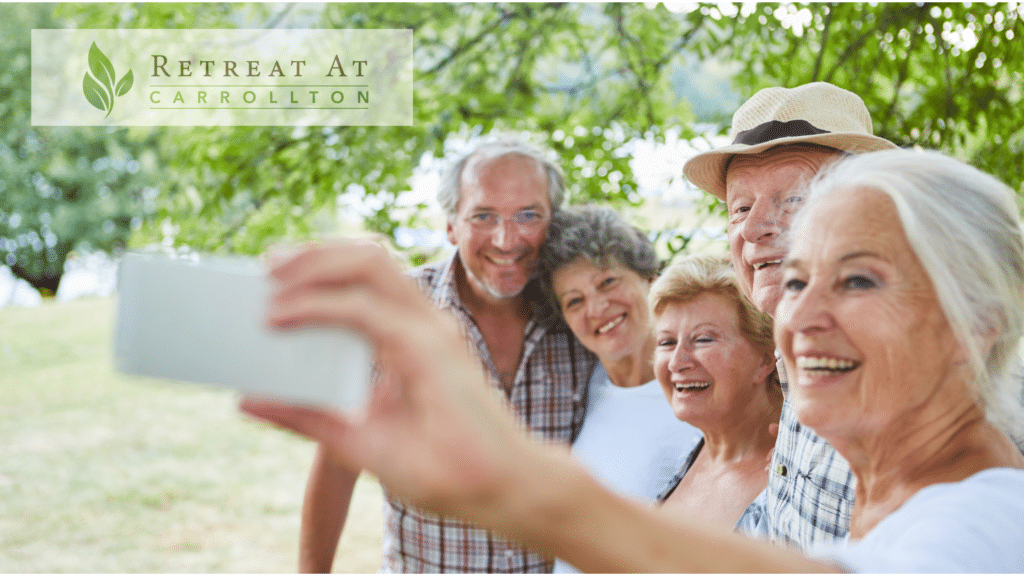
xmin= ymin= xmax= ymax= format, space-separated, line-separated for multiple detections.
xmin=422 ymin=250 xmax=462 ymax=309
xmin=423 ymin=250 xmax=547 ymax=335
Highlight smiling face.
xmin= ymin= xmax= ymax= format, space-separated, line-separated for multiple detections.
xmin=653 ymin=292 xmax=774 ymax=429
xmin=774 ymin=186 xmax=963 ymax=441
xmin=447 ymin=154 xmax=552 ymax=302
xmin=725 ymin=147 xmax=839 ymax=316
xmin=552 ymin=257 xmax=653 ymax=365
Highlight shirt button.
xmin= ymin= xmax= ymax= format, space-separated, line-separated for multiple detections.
xmin=776 ymin=464 xmax=788 ymax=477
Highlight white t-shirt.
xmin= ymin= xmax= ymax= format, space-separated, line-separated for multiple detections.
xmin=809 ymin=467 xmax=1024 ymax=573
xmin=554 ymin=364 xmax=702 ymax=573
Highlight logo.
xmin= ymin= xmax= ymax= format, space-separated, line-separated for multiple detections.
xmin=82 ymin=42 xmax=134 ymax=118
xmin=34 ymin=30 xmax=412 ymax=126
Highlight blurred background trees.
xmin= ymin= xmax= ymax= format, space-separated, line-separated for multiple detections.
xmin=3 ymin=2 xmax=1023 ymax=296
xmin=1 ymin=4 xmax=163 ymax=294
xmin=715 ymin=2 xmax=1024 ymax=202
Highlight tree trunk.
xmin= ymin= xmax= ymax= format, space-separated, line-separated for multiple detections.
xmin=9 ymin=262 xmax=63 ymax=298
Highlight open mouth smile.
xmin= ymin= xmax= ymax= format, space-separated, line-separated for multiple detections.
xmin=488 ymin=255 xmax=521 ymax=266
xmin=595 ymin=314 xmax=625 ymax=335
xmin=753 ymin=259 xmax=782 ymax=271
xmin=796 ymin=355 xmax=860 ymax=374
xmin=674 ymin=381 xmax=711 ymax=392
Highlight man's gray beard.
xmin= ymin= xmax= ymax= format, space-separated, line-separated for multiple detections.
xmin=466 ymin=266 xmax=523 ymax=301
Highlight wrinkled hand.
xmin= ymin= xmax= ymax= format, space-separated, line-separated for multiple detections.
xmin=239 ymin=241 xmax=832 ymax=575
xmin=240 ymin=240 xmax=530 ymax=519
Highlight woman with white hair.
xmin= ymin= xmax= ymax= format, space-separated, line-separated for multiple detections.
xmin=243 ymin=149 xmax=1024 ymax=572
xmin=771 ymin=148 xmax=1024 ymax=571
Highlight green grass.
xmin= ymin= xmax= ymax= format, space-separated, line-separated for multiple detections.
xmin=0 ymin=297 xmax=382 ymax=573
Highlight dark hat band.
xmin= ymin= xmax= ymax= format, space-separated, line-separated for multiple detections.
xmin=732 ymin=119 xmax=830 ymax=146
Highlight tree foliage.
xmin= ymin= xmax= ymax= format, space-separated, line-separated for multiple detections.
xmin=103 ymin=3 xmax=699 ymax=262
xmin=706 ymin=2 xmax=1024 ymax=195
xmin=4 ymin=2 xmax=1024 ymax=293
xmin=0 ymin=4 xmax=162 ymax=294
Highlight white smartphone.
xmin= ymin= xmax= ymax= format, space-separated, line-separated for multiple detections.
xmin=115 ymin=251 xmax=374 ymax=413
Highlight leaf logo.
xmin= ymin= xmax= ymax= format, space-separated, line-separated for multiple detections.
xmin=82 ymin=42 xmax=134 ymax=118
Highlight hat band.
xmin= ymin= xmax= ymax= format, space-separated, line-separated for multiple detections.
xmin=732 ymin=119 xmax=830 ymax=146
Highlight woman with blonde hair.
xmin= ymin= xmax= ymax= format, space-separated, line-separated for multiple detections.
xmin=648 ymin=253 xmax=780 ymax=535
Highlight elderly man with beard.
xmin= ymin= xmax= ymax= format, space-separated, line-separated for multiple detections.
xmin=298 ymin=140 xmax=597 ymax=573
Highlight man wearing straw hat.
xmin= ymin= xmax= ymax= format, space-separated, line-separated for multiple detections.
xmin=682 ymin=82 xmax=897 ymax=550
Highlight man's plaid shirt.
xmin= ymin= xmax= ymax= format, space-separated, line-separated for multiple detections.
xmin=766 ymin=357 xmax=856 ymax=550
xmin=379 ymin=254 xmax=598 ymax=573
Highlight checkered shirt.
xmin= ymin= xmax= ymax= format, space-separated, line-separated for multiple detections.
xmin=766 ymin=356 xmax=856 ymax=550
xmin=380 ymin=253 xmax=598 ymax=573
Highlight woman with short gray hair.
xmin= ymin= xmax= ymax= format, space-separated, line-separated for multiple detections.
xmin=539 ymin=206 xmax=700 ymax=573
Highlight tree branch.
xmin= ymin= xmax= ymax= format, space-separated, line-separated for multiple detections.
xmin=424 ymin=5 xmax=520 ymax=76
xmin=655 ymin=15 xmax=705 ymax=69
xmin=811 ymin=4 xmax=835 ymax=81
xmin=611 ymin=5 xmax=658 ymax=126
xmin=882 ymin=7 xmax=924 ymax=129
xmin=264 ymin=4 xmax=294 ymax=30
xmin=825 ymin=4 xmax=899 ymax=83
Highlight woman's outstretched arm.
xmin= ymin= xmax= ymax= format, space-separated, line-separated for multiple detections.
xmin=241 ymin=240 xmax=835 ymax=574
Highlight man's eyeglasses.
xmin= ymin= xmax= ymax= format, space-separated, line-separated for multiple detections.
xmin=465 ymin=210 xmax=547 ymax=231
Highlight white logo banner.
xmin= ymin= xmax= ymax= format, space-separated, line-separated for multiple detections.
xmin=32 ymin=29 xmax=413 ymax=126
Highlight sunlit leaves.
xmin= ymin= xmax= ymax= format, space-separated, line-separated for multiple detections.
xmin=11 ymin=1 xmax=1023 ymax=281
xmin=1 ymin=6 xmax=160 ymax=293
xmin=116 ymin=3 xmax=705 ymax=255
xmin=703 ymin=2 xmax=1024 ymax=194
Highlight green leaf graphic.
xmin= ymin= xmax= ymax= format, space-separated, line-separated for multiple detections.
xmin=88 ymin=42 xmax=116 ymax=95
xmin=115 ymin=69 xmax=134 ymax=97
xmin=83 ymin=72 xmax=111 ymax=115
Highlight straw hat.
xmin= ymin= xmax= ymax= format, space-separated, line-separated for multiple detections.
xmin=683 ymin=82 xmax=897 ymax=201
